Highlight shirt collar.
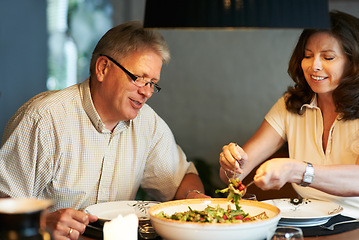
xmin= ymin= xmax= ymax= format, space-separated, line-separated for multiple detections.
xmin=80 ymin=78 xmax=130 ymax=134
xmin=300 ymin=94 xmax=319 ymax=111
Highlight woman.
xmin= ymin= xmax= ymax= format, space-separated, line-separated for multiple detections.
xmin=219 ymin=10 xmax=359 ymax=218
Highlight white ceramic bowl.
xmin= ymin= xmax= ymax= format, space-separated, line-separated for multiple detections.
xmin=149 ymin=198 xmax=280 ymax=240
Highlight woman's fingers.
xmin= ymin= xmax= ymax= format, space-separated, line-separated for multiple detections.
xmin=220 ymin=143 xmax=248 ymax=176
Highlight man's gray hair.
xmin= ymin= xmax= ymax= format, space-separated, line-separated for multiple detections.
xmin=90 ymin=21 xmax=170 ymax=76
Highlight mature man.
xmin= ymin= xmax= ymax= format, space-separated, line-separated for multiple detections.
xmin=0 ymin=21 xmax=207 ymax=239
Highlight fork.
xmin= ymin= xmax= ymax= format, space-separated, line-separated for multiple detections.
xmin=224 ymin=170 xmax=254 ymax=195
xmin=320 ymin=219 xmax=359 ymax=230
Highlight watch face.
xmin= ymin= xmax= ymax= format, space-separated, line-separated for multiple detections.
xmin=303 ymin=175 xmax=313 ymax=183
xmin=300 ymin=162 xmax=314 ymax=186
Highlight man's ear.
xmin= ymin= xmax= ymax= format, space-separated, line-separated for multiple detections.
xmin=95 ymin=56 xmax=109 ymax=82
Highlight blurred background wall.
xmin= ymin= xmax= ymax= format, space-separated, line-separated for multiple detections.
xmin=1 ymin=0 xmax=358 ymax=189
xmin=0 ymin=0 xmax=48 ymax=139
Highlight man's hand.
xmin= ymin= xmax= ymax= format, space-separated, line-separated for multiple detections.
xmin=185 ymin=190 xmax=211 ymax=199
xmin=45 ymin=208 xmax=98 ymax=240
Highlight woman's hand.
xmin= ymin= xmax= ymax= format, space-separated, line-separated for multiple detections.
xmin=219 ymin=142 xmax=248 ymax=178
xmin=254 ymin=158 xmax=305 ymax=190
xmin=45 ymin=208 xmax=98 ymax=240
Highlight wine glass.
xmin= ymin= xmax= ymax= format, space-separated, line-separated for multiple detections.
xmin=267 ymin=226 xmax=304 ymax=240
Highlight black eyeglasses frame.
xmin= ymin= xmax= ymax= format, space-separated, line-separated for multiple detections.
xmin=99 ymin=54 xmax=161 ymax=93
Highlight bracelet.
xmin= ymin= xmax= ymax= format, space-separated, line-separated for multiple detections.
xmin=185 ymin=189 xmax=202 ymax=199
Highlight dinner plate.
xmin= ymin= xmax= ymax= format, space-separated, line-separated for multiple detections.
xmin=84 ymin=201 xmax=160 ymax=220
xmin=262 ymin=198 xmax=343 ymax=227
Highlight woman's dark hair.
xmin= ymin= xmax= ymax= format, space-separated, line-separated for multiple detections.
xmin=286 ymin=10 xmax=359 ymax=120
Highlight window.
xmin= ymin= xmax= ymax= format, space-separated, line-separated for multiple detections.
xmin=47 ymin=0 xmax=113 ymax=90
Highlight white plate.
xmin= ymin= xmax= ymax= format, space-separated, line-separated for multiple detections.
xmin=84 ymin=201 xmax=160 ymax=220
xmin=262 ymin=198 xmax=343 ymax=227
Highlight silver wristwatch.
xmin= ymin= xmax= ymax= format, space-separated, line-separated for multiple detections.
xmin=299 ymin=162 xmax=314 ymax=187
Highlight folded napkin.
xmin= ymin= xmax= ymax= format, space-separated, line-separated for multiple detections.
xmin=103 ymin=214 xmax=139 ymax=240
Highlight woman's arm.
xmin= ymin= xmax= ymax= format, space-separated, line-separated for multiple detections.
xmin=219 ymin=120 xmax=285 ymax=183
xmin=308 ymin=163 xmax=359 ymax=196
xmin=254 ymin=158 xmax=359 ymax=197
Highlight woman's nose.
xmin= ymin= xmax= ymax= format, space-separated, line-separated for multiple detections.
xmin=312 ymin=57 xmax=323 ymax=71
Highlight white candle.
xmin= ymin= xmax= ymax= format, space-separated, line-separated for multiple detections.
xmin=103 ymin=213 xmax=139 ymax=240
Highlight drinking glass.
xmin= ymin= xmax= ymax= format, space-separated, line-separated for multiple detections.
xmin=136 ymin=201 xmax=161 ymax=239
xmin=138 ymin=218 xmax=158 ymax=239
xmin=242 ymin=193 xmax=257 ymax=201
xmin=267 ymin=226 xmax=304 ymax=240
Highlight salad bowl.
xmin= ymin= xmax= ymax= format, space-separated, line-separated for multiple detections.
xmin=149 ymin=198 xmax=280 ymax=240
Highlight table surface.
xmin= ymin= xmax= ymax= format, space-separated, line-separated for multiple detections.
xmin=305 ymin=228 xmax=359 ymax=239
xmin=79 ymin=227 xmax=359 ymax=240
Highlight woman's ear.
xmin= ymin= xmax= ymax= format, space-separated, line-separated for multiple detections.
xmin=95 ymin=56 xmax=109 ymax=82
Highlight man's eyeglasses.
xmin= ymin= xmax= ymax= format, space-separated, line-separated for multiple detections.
xmin=100 ymin=54 xmax=161 ymax=93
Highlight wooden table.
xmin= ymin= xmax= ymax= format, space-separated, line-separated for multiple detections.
xmin=79 ymin=227 xmax=359 ymax=240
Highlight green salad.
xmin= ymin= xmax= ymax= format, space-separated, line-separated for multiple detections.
xmin=215 ymin=177 xmax=246 ymax=210
xmin=156 ymin=178 xmax=268 ymax=224
xmin=156 ymin=204 xmax=252 ymax=223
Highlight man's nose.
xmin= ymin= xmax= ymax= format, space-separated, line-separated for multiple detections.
xmin=138 ymin=84 xmax=154 ymax=98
